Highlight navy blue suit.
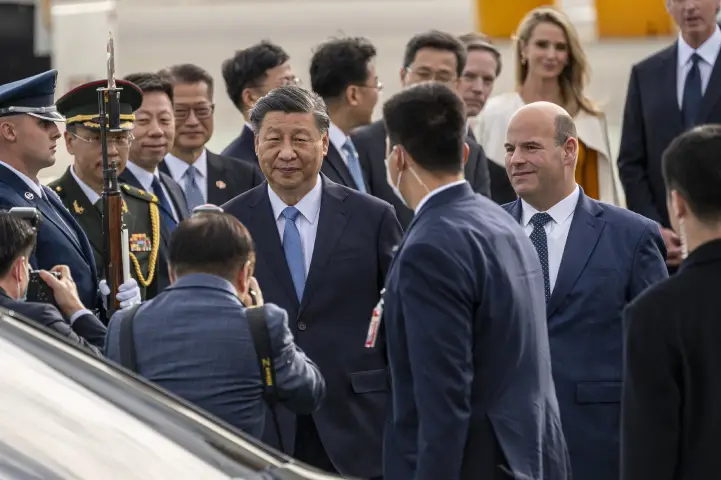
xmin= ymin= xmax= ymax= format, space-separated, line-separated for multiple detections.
xmin=222 ymin=176 xmax=402 ymax=479
xmin=0 ymin=163 xmax=99 ymax=310
xmin=383 ymin=182 xmax=570 ymax=480
xmin=104 ymin=273 xmax=325 ymax=438
xmin=504 ymin=190 xmax=668 ymax=480
xmin=222 ymin=124 xmax=259 ymax=167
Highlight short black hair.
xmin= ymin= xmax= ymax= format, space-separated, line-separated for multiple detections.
xmin=310 ymin=37 xmax=376 ymax=101
xmin=662 ymin=124 xmax=721 ymax=223
xmin=458 ymin=32 xmax=502 ymax=76
xmin=250 ymin=85 xmax=330 ymax=135
xmin=158 ymin=63 xmax=214 ymax=99
xmin=123 ymin=73 xmax=174 ymax=104
xmin=222 ymin=41 xmax=290 ymax=111
xmin=0 ymin=212 xmax=37 ymax=277
xmin=383 ymin=82 xmax=466 ymax=174
xmin=403 ymin=30 xmax=467 ymax=78
xmin=169 ymin=212 xmax=253 ymax=281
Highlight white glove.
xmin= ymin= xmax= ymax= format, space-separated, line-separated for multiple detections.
xmin=99 ymin=277 xmax=141 ymax=310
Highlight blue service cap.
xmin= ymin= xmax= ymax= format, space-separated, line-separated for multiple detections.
xmin=0 ymin=70 xmax=65 ymax=122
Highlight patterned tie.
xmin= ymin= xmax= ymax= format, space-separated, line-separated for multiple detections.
xmin=529 ymin=212 xmax=553 ymax=303
xmin=183 ymin=165 xmax=205 ymax=215
xmin=341 ymin=138 xmax=367 ymax=193
xmin=151 ymin=176 xmax=177 ymax=233
xmin=282 ymin=206 xmax=306 ymax=301
xmin=682 ymin=53 xmax=703 ymax=130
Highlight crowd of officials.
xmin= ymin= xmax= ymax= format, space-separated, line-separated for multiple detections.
xmin=0 ymin=1 xmax=721 ymax=479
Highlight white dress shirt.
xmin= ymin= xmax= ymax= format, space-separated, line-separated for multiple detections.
xmin=0 ymin=160 xmax=43 ymax=198
xmin=677 ymin=25 xmax=721 ymax=108
xmin=164 ymin=149 xmax=208 ymax=203
xmin=328 ymin=122 xmax=351 ymax=167
xmin=414 ymin=179 xmax=468 ymax=214
xmin=70 ymin=166 xmax=101 ymax=205
xmin=124 ymin=161 xmax=179 ymax=222
xmin=521 ymin=185 xmax=580 ymax=292
xmin=267 ymin=175 xmax=323 ymax=277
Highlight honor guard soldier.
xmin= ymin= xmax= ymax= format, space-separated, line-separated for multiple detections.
xmin=48 ymin=79 xmax=162 ymax=300
xmin=0 ymin=70 xmax=141 ymax=314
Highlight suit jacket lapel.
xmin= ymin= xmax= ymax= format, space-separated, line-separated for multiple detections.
xmin=323 ymin=143 xmax=356 ymax=189
xmin=249 ymin=185 xmax=300 ymax=310
xmin=42 ymin=185 xmax=97 ymax=272
xmin=506 ymin=198 xmax=523 ymax=223
xmin=698 ymin=53 xmax=721 ymax=123
xmin=547 ymin=193 xmax=605 ymax=318
xmin=298 ymin=177 xmax=349 ymax=317
xmin=206 ymin=151 xmax=230 ymax=205
xmin=658 ymin=45 xmax=684 ymax=131
xmin=160 ymin=172 xmax=189 ymax=221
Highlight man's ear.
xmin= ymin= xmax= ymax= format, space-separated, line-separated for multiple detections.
xmin=564 ymin=137 xmax=579 ymax=167
xmin=241 ymin=88 xmax=257 ymax=114
xmin=462 ymin=142 xmax=470 ymax=166
xmin=670 ymin=190 xmax=687 ymax=221
xmin=168 ymin=264 xmax=176 ymax=285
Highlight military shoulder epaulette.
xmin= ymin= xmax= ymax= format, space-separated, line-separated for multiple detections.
xmin=121 ymin=183 xmax=158 ymax=203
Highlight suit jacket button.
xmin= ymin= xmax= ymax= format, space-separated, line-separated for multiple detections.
xmin=297 ymin=321 xmax=307 ymax=331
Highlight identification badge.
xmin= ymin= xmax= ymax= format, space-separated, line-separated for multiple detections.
xmin=365 ymin=289 xmax=385 ymax=348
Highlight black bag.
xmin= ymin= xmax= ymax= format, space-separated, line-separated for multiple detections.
xmin=117 ymin=304 xmax=285 ymax=452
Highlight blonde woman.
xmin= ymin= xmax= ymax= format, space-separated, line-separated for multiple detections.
xmin=477 ymin=7 xmax=625 ymax=207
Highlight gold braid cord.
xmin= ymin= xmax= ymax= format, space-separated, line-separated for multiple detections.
xmin=128 ymin=202 xmax=160 ymax=287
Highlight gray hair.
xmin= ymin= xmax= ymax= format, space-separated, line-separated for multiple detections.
xmin=249 ymin=85 xmax=330 ymax=134
xmin=555 ymin=114 xmax=577 ymax=145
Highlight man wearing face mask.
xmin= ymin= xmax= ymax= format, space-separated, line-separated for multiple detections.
xmin=381 ymin=83 xmax=570 ymax=480
xmin=0 ymin=212 xmax=107 ymax=355
xmin=351 ymin=29 xmax=491 ymax=229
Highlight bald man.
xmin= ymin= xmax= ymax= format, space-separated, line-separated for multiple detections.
xmin=502 ymin=101 xmax=668 ymax=480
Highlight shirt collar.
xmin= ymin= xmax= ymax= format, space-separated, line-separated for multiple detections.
xmin=267 ymin=174 xmax=323 ymax=225
xmin=521 ymin=184 xmax=580 ymax=227
xmin=70 ymin=166 xmax=101 ymax=205
xmin=0 ymin=160 xmax=43 ymax=198
xmin=414 ymin=179 xmax=468 ymax=214
xmin=164 ymin=149 xmax=208 ymax=183
xmin=677 ymin=24 xmax=721 ymax=66
xmin=125 ymin=161 xmax=161 ymax=193
xmin=328 ymin=122 xmax=349 ymax=154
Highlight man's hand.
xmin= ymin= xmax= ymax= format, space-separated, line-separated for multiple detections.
xmin=99 ymin=277 xmax=142 ymax=310
xmin=240 ymin=277 xmax=264 ymax=307
xmin=39 ymin=266 xmax=85 ymax=318
xmin=660 ymin=227 xmax=682 ymax=267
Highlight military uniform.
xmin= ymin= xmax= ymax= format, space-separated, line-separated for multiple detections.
xmin=51 ymin=78 xmax=162 ymax=300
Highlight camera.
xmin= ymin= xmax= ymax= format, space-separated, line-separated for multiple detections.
xmin=26 ymin=271 xmax=59 ymax=307
xmin=8 ymin=207 xmax=43 ymax=229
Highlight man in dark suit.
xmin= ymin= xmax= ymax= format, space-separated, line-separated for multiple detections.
xmin=381 ymin=82 xmax=569 ymax=480
xmin=158 ymin=63 xmax=263 ymax=211
xmin=351 ymin=30 xmax=491 ymax=229
xmin=504 ymin=101 xmax=668 ymax=480
xmin=309 ymin=36 xmax=381 ymax=192
xmin=621 ymin=124 xmax=721 ymax=480
xmin=0 ymin=70 xmax=140 ymax=314
xmin=222 ymin=86 xmax=402 ymax=479
xmin=117 ymin=73 xmax=189 ymax=292
xmin=0 ymin=212 xmax=106 ymax=354
xmin=618 ymin=0 xmax=721 ymax=269
xmin=105 ymin=212 xmax=325 ymax=438
xmin=221 ymin=41 xmax=298 ymax=166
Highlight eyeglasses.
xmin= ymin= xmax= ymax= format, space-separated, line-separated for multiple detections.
xmin=69 ymin=131 xmax=134 ymax=148
xmin=406 ymin=67 xmax=457 ymax=84
xmin=174 ymin=103 xmax=215 ymax=120
xmin=357 ymin=79 xmax=383 ymax=92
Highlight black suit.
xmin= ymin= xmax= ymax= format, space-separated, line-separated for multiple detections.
xmin=0 ymin=289 xmax=106 ymax=355
xmin=320 ymin=142 xmax=368 ymax=191
xmin=159 ymin=150 xmax=264 ymax=206
xmin=118 ymin=168 xmax=188 ymax=292
xmin=618 ymin=43 xmax=721 ymax=227
xmin=621 ymin=239 xmax=721 ymax=479
xmin=221 ymin=124 xmax=258 ymax=167
xmin=351 ymin=119 xmax=491 ymax=229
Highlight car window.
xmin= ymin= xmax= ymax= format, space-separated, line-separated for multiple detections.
xmin=0 ymin=334 xmax=239 ymax=479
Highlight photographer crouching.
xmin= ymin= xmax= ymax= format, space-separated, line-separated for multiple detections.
xmin=0 ymin=210 xmax=106 ymax=355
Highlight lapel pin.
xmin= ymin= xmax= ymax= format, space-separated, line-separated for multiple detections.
xmin=73 ymin=200 xmax=84 ymax=214
xmin=24 ymin=192 xmax=34 ymax=200
xmin=216 ymin=180 xmax=227 ymax=189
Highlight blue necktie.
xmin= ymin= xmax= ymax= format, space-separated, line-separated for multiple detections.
xmin=529 ymin=212 xmax=553 ymax=303
xmin=282 ymin=206 xmax=306 ymax=301
xmin=183 ymin=165 xmax=205 ymax=215
xmin=682 ymin=53 xmax=703 ymax=130
xmin=341 ymin=139 xmax=367 ymax=193
xmin=151 ymin=176 xmax=177 ymax=233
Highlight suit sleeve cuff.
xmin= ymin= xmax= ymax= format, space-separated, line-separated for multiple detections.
xmin=69 ymin=309 xmax=93 ymax=325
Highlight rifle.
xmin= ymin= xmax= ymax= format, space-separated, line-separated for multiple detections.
xmin=99 ymin=32 xmax=130 ymax=315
